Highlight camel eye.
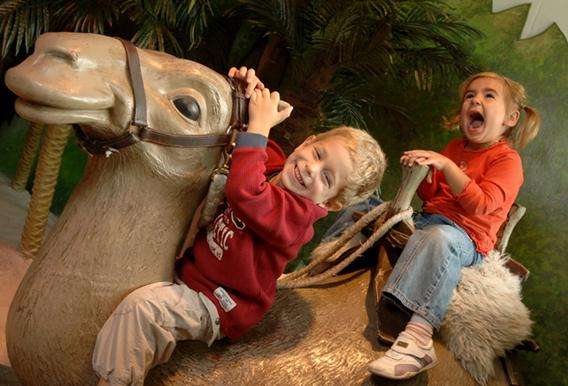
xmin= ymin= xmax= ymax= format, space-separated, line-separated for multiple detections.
xmin=173 ymin=96 xmax=200 ymax=121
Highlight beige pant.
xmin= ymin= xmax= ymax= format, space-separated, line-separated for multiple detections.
xmin=93 ymin=280 xmax=221 ymax=386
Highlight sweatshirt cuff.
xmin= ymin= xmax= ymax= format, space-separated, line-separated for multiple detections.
xmin=235 ymin=132 xmax=267 ymax=149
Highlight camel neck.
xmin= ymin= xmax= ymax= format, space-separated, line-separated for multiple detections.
xmin=35 ymin=153 xmax=209 ymax=283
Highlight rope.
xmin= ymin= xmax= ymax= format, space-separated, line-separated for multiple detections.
xmin=280 ymin=202 xmax=391 ymax=282
xmin=277 ymin=204 xmax=413 ymax=289
xmin=11 ymin=122 xmax=44 ymax=191
xmin=21 ymin=124 xmax=71 ymax=259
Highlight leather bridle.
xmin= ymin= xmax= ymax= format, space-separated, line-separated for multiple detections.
xmin=74 ymin=38 xmax=247 ymax=157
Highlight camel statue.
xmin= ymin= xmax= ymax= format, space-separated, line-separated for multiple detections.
xmin=4 ymin=32 xmax=522 ymax=385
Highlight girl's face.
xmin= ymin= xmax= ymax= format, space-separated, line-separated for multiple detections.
xmin=459 ymin=77 xmax=519 ymax=149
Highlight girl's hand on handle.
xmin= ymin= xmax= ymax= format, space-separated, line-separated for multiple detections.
xmin=228 ymin=66 xmax=265 ymax=98
xmin=401 ymin=150 xmax=451 ymax=183
xmin=248 ymin=88 xmax=293 ymax=137
xmin=402 ymin=149 xmax=469 ymax=194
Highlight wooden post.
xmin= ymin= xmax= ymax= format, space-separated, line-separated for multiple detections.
xmin=20 ymin=124 xmax=71 ymax=259
xmin=11 ymin=122 xmax=44 ymax=191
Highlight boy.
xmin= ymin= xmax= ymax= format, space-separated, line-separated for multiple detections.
xmin=93 ymin=67 xmax=386 ymax=385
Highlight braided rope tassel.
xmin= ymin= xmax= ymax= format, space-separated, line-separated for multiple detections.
xmin=277 ymin=206 xmax=413 ymax=289
xmin=21 ymin=124 xmax=71 ymax=259
xmin=11 ymin=122 xmax=44 ymax=191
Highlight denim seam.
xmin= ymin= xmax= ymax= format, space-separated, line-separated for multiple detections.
xmin=424 ymin=253 xmax=450 ymax=301
xmin=382 ymin=230 xmax=440 ymax=324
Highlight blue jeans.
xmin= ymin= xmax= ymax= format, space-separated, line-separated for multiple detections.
xmin=322 ymin=197 xmax=484 ymax=329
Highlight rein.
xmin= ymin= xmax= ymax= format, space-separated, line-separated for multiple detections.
xmin=277 ymin=202 xmax=414 ymax=289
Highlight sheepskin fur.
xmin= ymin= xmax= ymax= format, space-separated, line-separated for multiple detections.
xmin=440 ymin=250 xmax=533 ymax=384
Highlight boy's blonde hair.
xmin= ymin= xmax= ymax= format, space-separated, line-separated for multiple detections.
xmin=447 ymin=72 xmax=540 ymax=149
xmin=314 ymin=126 xmax=386 ymax=207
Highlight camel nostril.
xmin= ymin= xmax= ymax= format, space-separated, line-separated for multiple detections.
xmin=45 ymin=47 xmax=79 ymax=68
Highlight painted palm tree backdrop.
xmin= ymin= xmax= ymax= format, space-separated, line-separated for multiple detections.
xmin=0 ymin=0 xmax=480 ymax=147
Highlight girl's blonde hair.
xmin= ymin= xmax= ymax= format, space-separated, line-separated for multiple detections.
xmin=314 ymin=126 xmax=386 ymax=207
xmin=446 ymin=72 xmax=541 ymax=149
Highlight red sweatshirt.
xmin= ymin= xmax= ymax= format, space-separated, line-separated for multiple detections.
xmin=418 ymin=138 xmax=523 ymax=254
xmin=179 ymin=133 xmax=328 ymax=340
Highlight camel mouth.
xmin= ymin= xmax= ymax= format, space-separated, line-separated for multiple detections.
xmin=14 ymin=98 xmax=109 ymax=126
xmin=17 ymin=98 xmax=62 ymax=110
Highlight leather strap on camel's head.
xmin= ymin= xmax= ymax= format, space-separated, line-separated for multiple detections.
xmin=74 ymin=38 xmax=248 ymax=157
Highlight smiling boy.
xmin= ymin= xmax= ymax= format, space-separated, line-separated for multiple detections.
xmin=93 ymin=67 xmax=386 ymax=386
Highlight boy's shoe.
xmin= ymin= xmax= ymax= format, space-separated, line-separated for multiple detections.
xmin=368 ymin=331 xmax=438 ymax=380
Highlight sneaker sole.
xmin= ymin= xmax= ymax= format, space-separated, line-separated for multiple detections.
xmin=368 ymin=358 xmax=439 ymax=380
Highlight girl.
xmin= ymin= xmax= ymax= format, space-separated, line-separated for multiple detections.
xmin=364 ymin=72 xmax=540 ymax=380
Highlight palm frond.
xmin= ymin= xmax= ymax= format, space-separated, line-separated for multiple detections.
xmin=323 ymin=71 xmax=414 ymax=130
xmin=0 ymin=0 xmax=26 ymax=17
xmin=320 ymin=91 xmax=362 ymax=128
xmin=228 ymin=0 xmax=297 ymax=49
xmin=175 ymin=0 xmax=213 ymax=50
xmin=121 ymin=0 xmax=182 ymax=55
xmin=54 ymin=0 xmax=120 ymax=34
xmin=0 ymin=0 xmax=50 ymax=58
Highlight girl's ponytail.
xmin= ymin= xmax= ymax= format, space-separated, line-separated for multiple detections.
xmin=509 ymin=105 xmax=540 ymax=150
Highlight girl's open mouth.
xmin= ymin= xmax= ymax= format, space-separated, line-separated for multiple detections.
xmin=468 ymin=111 xmax=485 ymax=130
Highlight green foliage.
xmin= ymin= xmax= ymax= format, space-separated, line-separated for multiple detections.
xmin=0 ymin=0 xmax=50 ymax=57
xmin=56 ymin=0 xmax=120 ymax=34
xmin=0 ymin=0 xmax=215 ymax=59
xmin=0 ymin=0 xmax=481 ymax=137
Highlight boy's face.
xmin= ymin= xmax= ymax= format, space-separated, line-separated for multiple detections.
xmin=280 ymin=136 xmax=353 ymax=210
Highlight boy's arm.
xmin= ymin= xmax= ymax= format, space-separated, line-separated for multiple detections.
xmin=225 ymin=78 xmax=302 ymax=246
xmin=246 ymin=88 xmax=292 ymax=137
xmin=228 ymin=66 xmax=265 ymax=97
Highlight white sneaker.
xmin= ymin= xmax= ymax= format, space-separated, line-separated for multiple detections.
xmin=368 ymin=331 xmax=438 ymax=380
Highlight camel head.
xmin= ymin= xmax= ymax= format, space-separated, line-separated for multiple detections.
xmin=5 ymin=32 xmax=233 ymax=180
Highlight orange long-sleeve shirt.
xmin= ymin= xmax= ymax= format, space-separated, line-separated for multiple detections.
xmin=417 ymin=138 xmax=523 ymax=254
